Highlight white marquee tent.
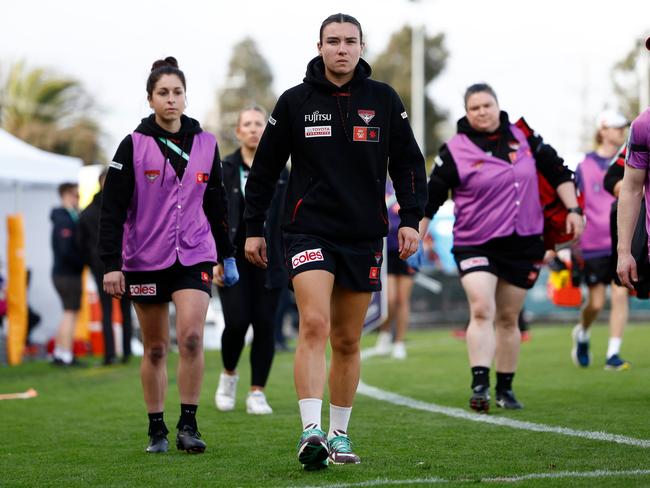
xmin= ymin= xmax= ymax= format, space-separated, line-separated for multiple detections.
xmin=0 ymin=128 xmax=82 ymax=344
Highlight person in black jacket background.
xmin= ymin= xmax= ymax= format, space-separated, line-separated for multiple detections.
xmin=50 ymin=182 xmax=84 ymax=366
xmin=78 ymin=168 xmax=133 ymax=365
xmin=244 ymin=13 xmax=427 ymax=469
xmin=214 ymin=106 xmax=288 ymax=415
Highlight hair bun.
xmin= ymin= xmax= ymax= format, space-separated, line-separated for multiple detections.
xmin=151 ymin=56 xmax=179 ymax=72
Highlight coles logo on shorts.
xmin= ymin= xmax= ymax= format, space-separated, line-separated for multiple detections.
xmin=305 ymin=126 xmax=332 ymax=138
xmin=129 ymin=284 xmax=157 ymax=296
xmin=291 ymin=248 xmax=324 ymax=269
xmin=459 ymin=257 xmax=489 ymax=271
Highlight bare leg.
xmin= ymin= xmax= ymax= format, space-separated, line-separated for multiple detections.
xmin=394 ymin=275 xmax=415 ymax=343
xmin=609 ymin=282 xmax=629 ymax=340
xmin=460 ymin=272 xmax=498 ymax=367
xmin=494 ymin=280 xmax=528 ymax=373
xmin=135 ymin=302 xmax=169 ymax=413
xmin=580 ymin=284 xmax=606 ymax=331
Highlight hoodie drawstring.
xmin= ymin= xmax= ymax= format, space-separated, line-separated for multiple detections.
xmin=335 ymin=86 xmax=352 ymax=142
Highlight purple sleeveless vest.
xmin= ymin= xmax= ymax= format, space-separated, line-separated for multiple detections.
xmin=578 ymin=154 xmax=615 ymax=254
xmin=122 ymin=132 xmax=218 ymax=271
xmin=448 ymin=125 xmax=543 ymax=246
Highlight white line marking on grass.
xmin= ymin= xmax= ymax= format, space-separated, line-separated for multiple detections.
xmin=291 ymin=469 xmax=650 ymax=487
xmin=358 ymin=348 xmax=650 ymax=449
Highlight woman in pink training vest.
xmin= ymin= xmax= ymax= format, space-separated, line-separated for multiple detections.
xmin=99 ymin=57 xmax=238 ymax=454
xmin=420 ymin=83 xmax=583 ymax=413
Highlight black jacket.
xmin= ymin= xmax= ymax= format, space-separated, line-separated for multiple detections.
xmin=425 ymin=112 xmax=574 ymax=218
xmin=222 ymin=148 xmax=289 ymax=289
xmin=100 ymin=115 xmax=234 ymax=272
xmin=78 ymin=191 xmax=103 ymax=273
xmin=51 ymin=207 xmax=84 ymax=276
xmin=244 ymin=56 xmax=427 ymax=241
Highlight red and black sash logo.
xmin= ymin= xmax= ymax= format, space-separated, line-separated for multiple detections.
xmin=353 ymin=126 xmax=380 ymax=142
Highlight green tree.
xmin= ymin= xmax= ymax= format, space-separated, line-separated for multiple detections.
xmin=611 ymin=37 xmax=650 ymax=120
xmin=0 ymin=61 xmax=103 ymax=164
xmin=209 ymin=37 xmax=276 ymax=155
xmin=372 ymin=26 xmax=448 ymax=161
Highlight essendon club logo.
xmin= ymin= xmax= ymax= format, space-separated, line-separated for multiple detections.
xmin=291 ymin=248 xmax=324 ymax=269
xmin=201 ymin=271 xmax=210 ymax=284
xmin=129 ymin=284 xmax=157 ymax=296
xmin=358 ymin=109 xmax=375 ymax=125
xmin=196 ymin=172 xmax=209 ymax=183
xmin=144 ymin=169 xmax=160 ymax=182
xmin=374 ymin=252 xmax=382 ymax=264
xmin=353 ymin=126 xmax=380 ymax=142
xmin=369 ymin=267 xmax=380 ymax=280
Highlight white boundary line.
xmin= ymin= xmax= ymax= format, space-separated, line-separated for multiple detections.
xmin=292 ymin=469 xmax=650 ymax=487
xmin=358 ymin=348 xmax=650 ymax=449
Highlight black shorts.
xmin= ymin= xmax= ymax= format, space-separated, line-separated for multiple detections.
xmin=284 ymin=233 xmax=383 ymax=292
xmin=53 ymin=274 xmax=82 ymax=311
xmin=124 ymin=261 xmax=213 ymax=304
xmin=583 ymin=255 xmax=614 ymax=286
xmin=452 ymin=234 xmax=545 ymax=290
xmin=387 ymin=250 xmax=416 ymax=276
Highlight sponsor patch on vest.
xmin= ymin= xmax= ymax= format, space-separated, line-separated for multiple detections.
xmin=401 ymin=111 xmax=408 ymax=119
xmin=129 ymin=284 xmax=157 ymax=296
xmin=353 ymin=126 xmax=380 ymax=142
xmin=358 ymin=109 xmax=375 ymax=125
xmin=144 ymin=169 xmax=160 ymax=182
xmin=109 ymin=161 xmax=123 ymax=170
xmin=459 ymin=256 xmax=489 ymax=271
xmin=369 ymin=266 xmax=380 ymax=280
xmin=305 ymin=126 xmax=332 ymax=138
xmin=196 ymin=172 xmax=209 ymax=183
xmin=268 ymin=116 xmax=277 ymax=126
xmin=291 ymin=248 xmax=324 ymax=269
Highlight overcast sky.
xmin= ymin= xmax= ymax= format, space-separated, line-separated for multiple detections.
xmin=2 ymin=0 xmax=649 ymax=163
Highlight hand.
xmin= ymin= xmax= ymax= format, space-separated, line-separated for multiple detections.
xmin=566 ymin=212 xmax=584 ymax=240
xmin=223 ymin=257 xmax=240 ymax=287
xmin=418 ymin=217 xmax=431 ymax=241
xmin=617 ymin=252 xmax=638 ymax=291
xmin=398 ymin=227 xmax=420 ymax=260
xmin=543 ymin=250 xmax=557 ymax=265
xmin=213 ymin=264 xmax=224 ymax=287
xmin=103 ymin=271 xmax=125 ymax=298
xmin=406 ymin=241 xmax=424 ymax=271
xmin=245 ymin=237 xmax=268 ymax=269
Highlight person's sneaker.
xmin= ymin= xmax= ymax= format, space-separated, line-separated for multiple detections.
xmin=146 ymin=430 xmax=169 ymax=453
xmin=571 ymin=324 xmax=591 ymax=367
xmin=604 ymin=354 xmax=631 ymax=371
xmin=328 ymin=430 xmax=361 ymax=465
xmin=215 ymin=372 xmax=238 ymax=411
xmin=495 ymin=389 xmax=523 ymax=409
xmin=297 ymin=426 xmax=329 ymax=470
xmin=176 ymin=425 xmax=206 ymax=453
xmin=246 ymin=390 xmax=273 ymax=415
xmin=375 ymin=331 xmax=392 ymax=355
xmin=391 ymin=341 xmax=407 ymax=360
xmin=469 ymin=384 xmax=490 ymax=413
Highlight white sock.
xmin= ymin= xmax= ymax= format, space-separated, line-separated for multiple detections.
xmin=53 ymin=346 xmax=63 ymax=359
xmin=328 ymin=404 xmax=352 ymax=438
xmin=298 ymin=398 xmax=322 ymax=430
xmin=576 ymin=325 xmax=590 ymax=342
xmin=59 ymin=349 xmax=73 ymax=364
xmin=606 ymin=337 xmax=622 ymax=359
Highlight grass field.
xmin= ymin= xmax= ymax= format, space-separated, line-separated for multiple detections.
xmin=2 ymin=323 xmax=650 ymax=487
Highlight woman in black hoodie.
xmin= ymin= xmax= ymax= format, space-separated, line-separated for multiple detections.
xmin=243 ymin=13 xmax=427 ymax=470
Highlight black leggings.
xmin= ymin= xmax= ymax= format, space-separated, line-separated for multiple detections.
xmin=218 ymin=257 xmax=281 ymax=387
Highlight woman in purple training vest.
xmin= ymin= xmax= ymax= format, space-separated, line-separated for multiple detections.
xmin=419 ymin=83 xmax=583 ymax=413
xmin=572 ymin=110 xmax=630 ymax=371
xmin=99 ymin=57 xmax=239 ymax=454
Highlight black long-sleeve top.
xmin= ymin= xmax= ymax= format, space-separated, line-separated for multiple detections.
xmin=425 ymin=112 xmax=574 ymax=218
xmin=99 ymin=114 xmax=234 ymax=273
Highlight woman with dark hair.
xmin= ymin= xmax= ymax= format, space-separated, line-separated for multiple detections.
xmin=214 ymin=106 xmax=288 ymax=415
xmin=100 ymin=56 xmax=238 ymax=454
xmin=244 ymin=13 xmax=427 ymax=469
xmin=420 ymin=83 xmax=583 ymax=413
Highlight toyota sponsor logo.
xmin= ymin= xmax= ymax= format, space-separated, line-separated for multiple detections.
xmin=291 ymin=248 xmax=324 ymax=269
xmin=129 ymin=284 xmax=157 ymax=296
xmin=305 ymin=126 xmax=332 ymax=138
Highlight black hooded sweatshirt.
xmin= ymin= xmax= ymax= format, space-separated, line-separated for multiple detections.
xmin=244 ymin=56 xmax=427 ymax=241
xmin=99 ymin=114 xmax=234 ymax=273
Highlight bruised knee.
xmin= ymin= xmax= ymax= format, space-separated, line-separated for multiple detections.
xmin=146 ymin=342 xmax=167 ymax=364
xmin=179 ymin=332 xmax=202 ymax=356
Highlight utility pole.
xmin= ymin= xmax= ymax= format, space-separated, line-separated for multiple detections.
xmin=409 ymin=0 xmax=426 ymax=157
